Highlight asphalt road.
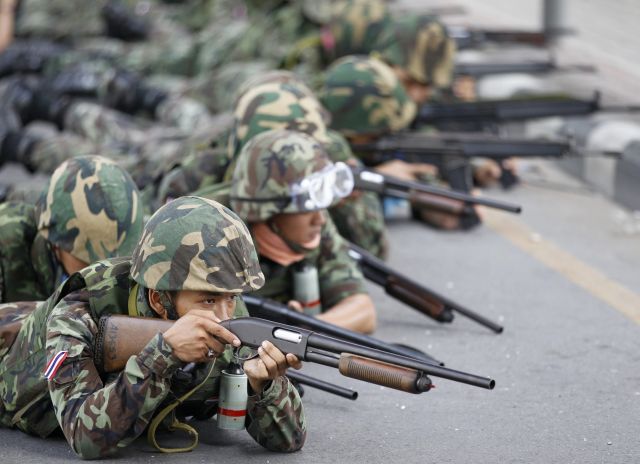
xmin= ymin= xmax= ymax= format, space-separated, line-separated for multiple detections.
xmin=1 ymin=158 xmax=638 ymax=464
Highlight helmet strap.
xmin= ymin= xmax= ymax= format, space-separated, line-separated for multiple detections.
xmin=148 ymin=289 xmax=179 ymax=321
xmin=159 ymin=292 xmax=179 ymax=321
xmin=267 ymin=219 xmax=318 ymax=254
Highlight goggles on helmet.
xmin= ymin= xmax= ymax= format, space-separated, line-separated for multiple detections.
xmin=232 ymin=161 xmax=354 ymax=213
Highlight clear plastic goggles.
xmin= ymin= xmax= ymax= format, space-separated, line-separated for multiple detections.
xmin=230 ymin=162 xmax=354 ymax=213
xmin=290 ymin=162 xmax=354 ymax=211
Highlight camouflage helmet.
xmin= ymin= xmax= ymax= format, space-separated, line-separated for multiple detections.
xmin=318 ymin=55 xmax=417 ymax=137
xmin=325 ymin=0 xmax=391 ymax=61
xmin=379 ymin=14 xmax=456 ymax=87
xmin=234 ymin=70 xmax=317 ymax=103
xmin=36 ymin=155 xmax=144 ymax=264
xmin=325 ymin=129 xmax=354 ymax=163
xmin=229 ymin=80 xmax=331 ymax=159
xmin=230 ymin=129 xmax=354 ymax=223
xmin=130 ymin=196 xmax=264 ymax=293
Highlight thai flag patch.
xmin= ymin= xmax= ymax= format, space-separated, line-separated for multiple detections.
xmin=43 ymin=350 xmax=68 ymax=381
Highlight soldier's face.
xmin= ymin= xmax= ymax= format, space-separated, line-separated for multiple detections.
xmin=393 ymin=66 xmax=431 ymax=105
xmin=271 ymin=210 xmax=326 ymax=247
xmin=149 ymin=289 xmax=237 ymax=320
xmin=172 ymin=291 xmax=237 ymax=320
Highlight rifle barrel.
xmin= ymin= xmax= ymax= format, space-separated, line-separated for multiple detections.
xmin=287 ymin=370 xmax=358 ymax=400
xmin=307 ymin=332 xmax=495 ymax=390
xmin=455 ymin=61 xmax=596 ymax=77
xmin=349 ymin=244 xmax=504 ymax=334
xmin=417 ymin=97 xmax=599 ymax=124
xmin=353 ymin=168 xmax=522 ymax=214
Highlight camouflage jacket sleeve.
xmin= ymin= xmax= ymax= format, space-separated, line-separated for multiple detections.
xmin=0 ymin=202 xmax=48 ymax=303
xmin=245 ymin=375 xmax=307 ymax=452
xmin=233 ymin=299 xmax=306 ymax=452
xmin=45 ymin=290 xmax=183 ymax=459
xmin=316 ymin=215 xmax=368 ymax=309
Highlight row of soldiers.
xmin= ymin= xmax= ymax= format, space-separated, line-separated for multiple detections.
xmin=0 ymin=0 xmax=517 ymax=459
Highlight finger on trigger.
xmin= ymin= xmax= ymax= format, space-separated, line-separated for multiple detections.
xmin=204 ymin=320 xmax=240 ymax=347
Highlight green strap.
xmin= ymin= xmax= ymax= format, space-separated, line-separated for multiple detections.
xmin=127 ymin=283 xmax=139 ymax=316
xmin=147 ymin=360 xmax=217 ymax=453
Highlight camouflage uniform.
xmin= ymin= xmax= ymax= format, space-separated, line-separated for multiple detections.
xmin=16 ymin=0 xmax=196 ymax=74
xmin=158 ymin=73 xmax=388 ymax=258
xmin=318 ymin=55 xmax=482 ymax=228
xmin=274 ymin=0 xmax=393 ymax=83
xmin=256 ymin=216 xmax=368 ymax=308
xmin=155 ymin=76 xmax=331 ymax=204
xmin=378 ymin=14 xmax=456 ymax=89
xmin=318 ymin=56 xmax=418 ymax=257
xmin=6 ymin=96 xmax=227 ymax=211
xmin=323 ymin=0 xmax=391 ymax=63
xmin=15 ymin=0 xmax=105 ymax=40
xmin=318 ymin=55 xmax=417 ymax=138
xmin=324 ymin=130 xmax=389 ymax=259
xmin=0 ymin=156 xmax=144 ymax=303
xmin=0 ymin=197 xmax=305 ymax=458
xmin=229 ymin=129 xmax=368 ymax=308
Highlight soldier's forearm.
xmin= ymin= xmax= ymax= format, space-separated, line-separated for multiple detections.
xmin=246 ymin=376 xmax=307 ymax=452
xmin=316 ymin=293 xmax=377 ymax=334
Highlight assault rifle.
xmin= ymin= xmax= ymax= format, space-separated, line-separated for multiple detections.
xmin=348 ymin=243 xmax=504 ymax=334
xmin=351 ymin=166 xmax=522 ymax=214
xmin=243 ymin=295 xmax=442 ymax=366
xmin=414 ymin=92 xmax=640 ymax=127
xmin=352 ymin=131 xmax=571 ymax=160
xmin=351 ymin=131 xmax=574 ymax=189
xmin=447 ymin=25 xmax=558 ymax=50
xmin=96 ymin=315 xmax=496 ymax=393
xmin=454 ymin=60 xmax=596 ymax=78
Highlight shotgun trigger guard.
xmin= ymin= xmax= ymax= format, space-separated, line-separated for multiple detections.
xmin=233 ymin=346 xmax=259 ymax=362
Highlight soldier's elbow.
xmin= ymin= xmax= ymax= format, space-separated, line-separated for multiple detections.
xmin=72 ymin=439 xmax=117 ymax=460
xmin=266 ymin=428 xmax=307 ymax=453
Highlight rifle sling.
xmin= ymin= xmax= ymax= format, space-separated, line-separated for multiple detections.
xmin=147 ymin=360 xmax=217 ymax=453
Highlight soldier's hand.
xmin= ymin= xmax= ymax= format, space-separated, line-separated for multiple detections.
xmin=287 ymin=300 xmax=304 ymax=313
xmin=163 ymin=310 xmax=240 ymax=363
xmin=374 ymin=160 xmax=438 ymax=182
xmin=473 ymin=159 xmax=502 ymax=187
xmin=243 ymin=341 xmax=302 ymax=393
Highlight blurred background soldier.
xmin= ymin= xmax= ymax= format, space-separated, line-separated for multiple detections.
xmin=319 ymin=54 xmax=481 ymax=230
xmin=0 ymin=155 xmax=144 ymax=302
xmin=230 ymin=129 xmax=377 ymax=334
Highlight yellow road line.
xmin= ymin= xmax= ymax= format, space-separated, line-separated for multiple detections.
xmin=483 ymin=209 xmax=640 ymax=324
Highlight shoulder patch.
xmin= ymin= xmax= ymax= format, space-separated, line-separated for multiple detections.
xmin=43 ymin=350 xmax=68 ymax=381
